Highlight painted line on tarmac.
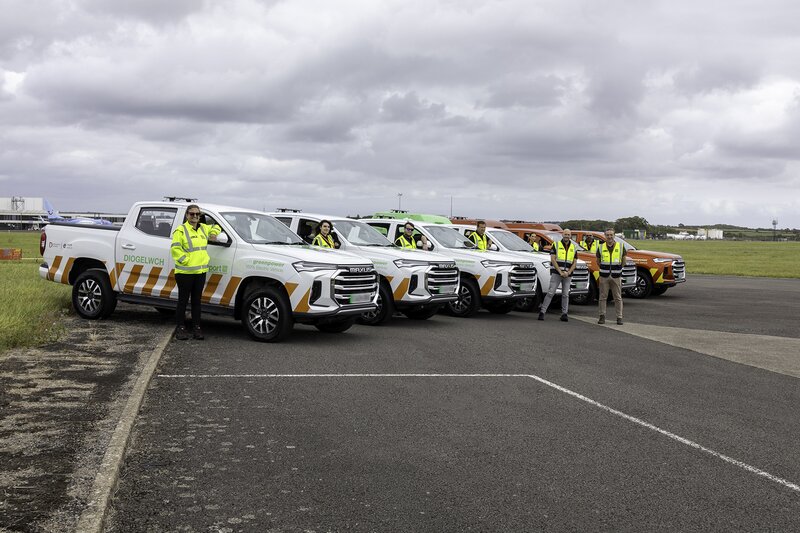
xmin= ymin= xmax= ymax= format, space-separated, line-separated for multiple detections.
xmin=76 ymin=328 xmax=174 ymax=533
xmin=158 ymin=372 xmax=800 ymax=495
xmin=572 ymin=316 xmax=800 ymax=378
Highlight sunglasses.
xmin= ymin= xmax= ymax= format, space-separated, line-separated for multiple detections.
xmin=188 ymin=212 xmax=201 ymax=217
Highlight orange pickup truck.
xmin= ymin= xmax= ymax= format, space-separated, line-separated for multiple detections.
xmin=503 ymin=224 xmax=637 ymax=304
xmin=571 ymin=230 xmax=685 ymax=298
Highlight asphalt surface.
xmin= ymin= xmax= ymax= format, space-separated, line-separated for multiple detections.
xmin=102 ymin=275 xmax=800 ymax=532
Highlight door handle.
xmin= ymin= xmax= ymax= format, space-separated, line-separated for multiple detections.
xmin=121 ymin=243 xmax=136 ymax=250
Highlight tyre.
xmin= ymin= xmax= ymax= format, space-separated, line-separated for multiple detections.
xmin=315 ymin=317 xmax=356 ymax=333
xmin=514 ymin=286 xmax=543 ymax=312
xmin=402 ymin=305 xmax=442 ymax=320
xmin=357 ymin=281 xmax=394 ymax=326
xmin=241 ymin=286 xmax=293 ymax=342
xmin=570 ymin=277 xmax=596 ymax=305
xmin=651 ymin=286 xmax=669 ymax=296
xmin=485 ymin=300 xmax=515 ymax=314
xmin=445 ymin=277 xmax=481 ymax=318
xmin=72 ymin=269 xmax=117 ymax=320
xmin=627 ymin=269 xmax=653 ymax=299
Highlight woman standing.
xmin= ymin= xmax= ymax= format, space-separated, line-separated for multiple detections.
xmin=311 ymin=219 xmax=338 ymax=248
xmin=171 ymin=204 xmax=220 ymax=340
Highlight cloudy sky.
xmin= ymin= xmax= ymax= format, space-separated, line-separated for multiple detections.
xmin=2 ymin=0 xmax=799 ymax=228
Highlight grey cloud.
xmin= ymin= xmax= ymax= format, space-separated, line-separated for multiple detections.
xmin=380 ymin=92 xmax=446 ymax=122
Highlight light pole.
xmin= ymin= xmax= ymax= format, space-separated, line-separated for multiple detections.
xmin=397 ymin=193 xmax=403 ymax=210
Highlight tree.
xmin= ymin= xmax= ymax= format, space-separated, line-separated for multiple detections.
xmin=614 ymin=216 xmax=650 ymax=232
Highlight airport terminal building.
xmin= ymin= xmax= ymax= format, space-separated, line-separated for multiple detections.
xmin=0 ymin=196 xmax=126 ymax=230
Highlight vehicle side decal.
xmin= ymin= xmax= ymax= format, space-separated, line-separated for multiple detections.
xmin=219 ymin=277 xmax=242 ymax=307
xmin=649 ymin=268 xmax=658 ymax=278
xmin=60 ymin=257 xmax=75 ymax=284
xmin=141 ymin=267 xmax=162 ymax=296
xmin=48 ymin=255 xmax=62 ymax=281
xmin=481 ymin=275 xmax=496 ymax=296
xmin=123 ymin=265 xmax=144 ymax=294
xmin=393 ymin=278 xmax=410 ymax=300
xmin=159 ymin=270 xmax=176 ymax=298
xmin=294 ymin=289 xmax=311 ymax=313
xmin=284 ymin=282 xmax=299 ymax=297
xmin=385 ymin=275 xmax=394 ymax=284
xmin=201 ymin=274 xmax=223 ymax=303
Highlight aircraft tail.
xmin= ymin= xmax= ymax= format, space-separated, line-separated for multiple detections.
xmin=43 ymin=198 xmax=60 ymax=219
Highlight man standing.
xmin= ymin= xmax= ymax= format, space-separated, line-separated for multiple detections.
xmin=469 ymin=221 xmax=492 ymax=250
xmin=596 ymin=228 xmax=626 ymax=325
xmin=538 ymin=229 xmax=577 ymax=322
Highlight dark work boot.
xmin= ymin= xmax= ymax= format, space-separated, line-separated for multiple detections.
xmin=598 ymin=315 xmax=605 ymax=324
xmin=175 ymin=326 xmax=189 ymax=340
xmin=560 ymin=314 xmax=568 ymax=322
xmin=537 ymin=312 xmax=545 ymax=321
xmin=193 ymin=325 xmax=204 ymax=340
xmin=616 ymin=318 xmax=623 ymax=325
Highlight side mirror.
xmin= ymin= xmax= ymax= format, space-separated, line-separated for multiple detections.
xmin=489 ymin=243 xmax=499 ymax=251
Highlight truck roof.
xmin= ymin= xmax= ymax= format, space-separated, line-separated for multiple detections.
xmin=134 ymin=200 xmax=265 ymax=215
xmin=370 ymin=211 xmax=451 ymax=224
xmin=449 ymin=217 xmax=509 ymax=229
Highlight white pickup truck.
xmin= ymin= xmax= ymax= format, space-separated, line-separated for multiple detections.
xmin=39 ymin=201 xmax=379 ymax=342
xmin=270 ymin=211 xmax=460 ymax=324
xmin=362 ymin=218 xmax=538 ymax=317
xmin=445 ymin=223 xmax=590 ymax=312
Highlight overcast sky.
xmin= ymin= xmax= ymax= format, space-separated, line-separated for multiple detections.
xmin=2 ymin=0 xmax=799 ymax=228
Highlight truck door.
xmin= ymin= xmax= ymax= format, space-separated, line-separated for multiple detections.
xmin=200 ymin=212 xmax=238 ymax=308
xmin=115 ymin=206 xmax=178 ymax=298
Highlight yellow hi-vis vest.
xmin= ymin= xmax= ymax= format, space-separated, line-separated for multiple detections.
xmin=598 ymin=241 xmax=624 ymax=278
xmin=470 ymin=231 xmax=489 ymax=250
xmin=531 ymin=241 xmax=540 ymax=251
xmin=395 ymin=234 xmax=416 ymax=249
xmin=171 ymin=221 xmax=221 ymax=274
xmin=312 ymin=233 xmax=335 ymax=248
xmin=581 ymin=239 xmax=598 ymax=253
xmin=551 ymin=240 xmax=576 ymax=274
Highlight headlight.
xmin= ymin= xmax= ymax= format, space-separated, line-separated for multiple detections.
xmin=481 ymin=260 xmax=512 ymax=268
xmin=653 ymin=258 xmax=673 ymax=264
xmin=292 ymin=261 xmax=338 ymax=272
xmin=393 ymin=259 xmax=430 ymax=269
xmin=542 ymin=261 xmax=551 ymax=269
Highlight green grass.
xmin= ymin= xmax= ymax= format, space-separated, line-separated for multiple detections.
xmin=0 ymin=231 xmax=71 ymax=353
xmin=629 ymin=240 xmax=800 ymax=278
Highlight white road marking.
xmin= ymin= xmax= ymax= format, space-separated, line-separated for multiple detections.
xmin=157 ymin=372 xmax=800 ymax=495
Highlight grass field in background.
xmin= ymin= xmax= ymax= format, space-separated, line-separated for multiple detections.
xmin=629 ymin=240 xmax=800 ymax=278
xmin=1 ymin=229 xmax=42 ymax=259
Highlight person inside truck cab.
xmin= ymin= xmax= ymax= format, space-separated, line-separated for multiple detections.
xmin=312 ymin=219 xmax=339 ymax=248
xmin=528 ymin=233 xmax=543 ymax=251
xmin=395 ymin=223 xmax=418 ymax=249
xmin=171 ymin=204 xmax=222 ymax=341
xmin=581 ymin=233 xmax=598 ymax=253
xmin=469 ymin=221 xmax=493 ymax=250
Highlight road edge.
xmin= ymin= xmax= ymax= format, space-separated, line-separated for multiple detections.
xmin=74 ymin=328 xmax=173 ymax=533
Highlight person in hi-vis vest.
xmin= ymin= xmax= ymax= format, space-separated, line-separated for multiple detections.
xmin=538 ymin=229 xmax=577 ymax=322
xmin=581 ymin=233 xmax=598 ymax=253
xmin=395 ymin=222 xmax=417 ymax=249
xmin=171 ymin=204 xmax=221 ymax=340
xmin=312 ymin=219 xmax=339 ymax=248
xmin=596 ymin=228 xmax=627 ymax=325
xmin=469 ymin=221 xmax=492 ymax=250
xmin=528 ymin=233 xmax=543 ymax=252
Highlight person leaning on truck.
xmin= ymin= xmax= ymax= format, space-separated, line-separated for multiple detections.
xmin=312 ymin=219 xmax=339 ymax=248
xmin=538 ymin=229 xmax=577 ymax=322
xmin=596 ymin=228 xmax=627 ymax=325
xmin=395 ymin=222 xmax=417 ymax=249
xmin=581 ymin=233 xmax=598 ymax=253
xmin=171 ymin=204 xmax=221 ymax=340
xmin=469 ymin=221 xmax=492 ymax=250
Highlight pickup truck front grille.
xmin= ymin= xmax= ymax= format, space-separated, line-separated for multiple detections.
xmin=333 ymin=269 xmax=378 ymax=306
xmin=571 ymin=267 xmax=590 ymax=292
xmin=621 ymin=263 xmax=637 ymax=289
xmin=426 ymin=266 xmax=459 ymax=295
xmin=672 ymin=260 xmax=686 ymax=281
xmin=510 ymin=265 xmax=538 ymax=292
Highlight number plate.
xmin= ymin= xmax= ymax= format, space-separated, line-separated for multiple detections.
xmin=438 ymin=284 xmax=457 ymax=294
xmin=519 ymin=282 xmax=534 ymax=292
xmin=349 ymin=293 xmax=372 ymax=304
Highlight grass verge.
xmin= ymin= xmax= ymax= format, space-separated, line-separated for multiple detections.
xmin=629 ymin=240 xmax=800 ymax=278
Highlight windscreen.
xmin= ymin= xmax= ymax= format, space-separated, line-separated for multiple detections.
xmin=489 ymin=230 xmax=532 ymax=252
xmin=221 ymin=212 xmax=305 ymax=244
xmin=613 ymin=236 xmax=636 ymax=250
xmin=426 ymin=225 xmax=476 ymax=249
xmin=334 ymin=220 xmax=393 ymax=246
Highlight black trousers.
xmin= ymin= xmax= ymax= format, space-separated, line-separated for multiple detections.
xmin=175 ymin=272 xmax=206 ymax=328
